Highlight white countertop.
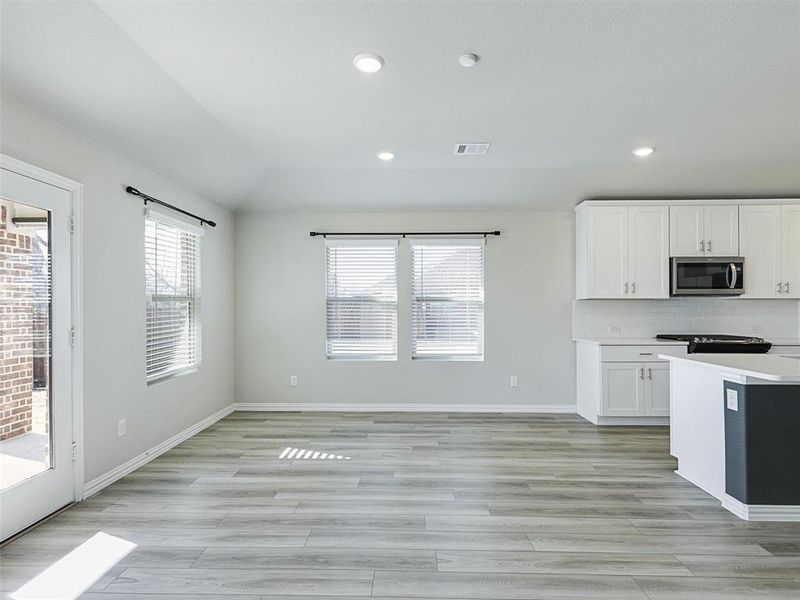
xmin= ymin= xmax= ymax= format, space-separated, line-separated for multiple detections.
xmin=574 ymin=337 xmax=689 ymax=346
xmin=575 ymin=337 xmax=800 ymax=347
xmin=658 ymin=353 xmax=800 ymax=383
xmin=770 ymin=338 xmax=800 ymax=347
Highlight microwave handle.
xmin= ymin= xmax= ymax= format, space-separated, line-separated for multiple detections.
xmin=728 ymin=263 xmax=738 ymax=289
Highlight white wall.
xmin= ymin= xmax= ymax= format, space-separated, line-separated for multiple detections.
xmin=1 ymin=97 xmax=235 ymax=482
xmin=235 ymin=210 xmax=575 ymax=409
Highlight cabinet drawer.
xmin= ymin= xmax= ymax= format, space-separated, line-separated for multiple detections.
xmin=600 ymin=345 xmax=687 ymax=362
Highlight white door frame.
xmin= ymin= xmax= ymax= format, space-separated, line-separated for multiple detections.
xmin=1 ymin=154 xmax=85 ymax=504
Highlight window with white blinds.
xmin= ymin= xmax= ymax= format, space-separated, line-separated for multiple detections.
xmin=145 ymin=212 xmax=201 ymax=381
xmin=412 ymin=240 xmax=484 ymax=360
xmin=325 ymin=240 xmax=398 ymax=360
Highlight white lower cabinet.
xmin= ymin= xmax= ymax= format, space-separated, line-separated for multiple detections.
xmin=645 ymin=362 xmax=670 ymax=417
xmin=601 ymin=362 xmax=670 ymax=417
xmin=602 ymin=363 xmax=645 ymax=417
xmin=576 ymin=341 xmax=686 ymax=425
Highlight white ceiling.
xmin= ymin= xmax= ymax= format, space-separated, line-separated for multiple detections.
xmin=2 ymin=0 xmax=799 ymax=210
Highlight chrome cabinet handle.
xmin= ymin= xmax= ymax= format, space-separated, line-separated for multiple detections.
xmin=640 ymin=367 xmax=645 ymax=380
xmin=707 ymin=240 xmax=712 ymax=253
xmin=631 ymin=282 xmax=636 ymax=294
xmin=777 ymin=282 xmax=783 ymax=294
xmin=700 ymin=240 xmax=705 ymax=253
xmin=647 ymin=367 xmax=653 ymax=380
xmin=786 ymin=282 xmax=791 ymax=294
xmin=624 ymin=282 xmax=629 ymax=294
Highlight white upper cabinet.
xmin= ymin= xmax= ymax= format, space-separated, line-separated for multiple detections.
xmin=740 ymin=205 xmax=783 ymax=298
xmin=577 ymin=204 xmax=668 ymax=299
xmin=669 ymin=206 xmax=704 ymax=256
xmin=670 ymin=205 xmax=738 ymax=256
xmin=628 ymin=206 xmax=670 ymax=298
xmin=577 ymin=200 xmax=798 ymax=301
xmin=585 ymin=206 xmax=629 ymax=298
xmin=781 ymin=205 xmax=800 ymax=299
xmin=704 ymin=205 xmax=739 ymax=256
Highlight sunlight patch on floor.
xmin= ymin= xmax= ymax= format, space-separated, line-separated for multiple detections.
xmin=10 ymin=532 xmax=136 ymax=600
xmin=279 ymin=447 xmax=351 ymax=460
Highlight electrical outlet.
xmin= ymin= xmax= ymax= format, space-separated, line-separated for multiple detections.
xmin=510 ymin=375 xmax=518 ymax=388
xmin=117 ymin=419 xmax=127 ymax=438
xmin=751 ymin=325 xmax=763 ymax=334
xmin=726 ymin=389 xmax=739 ymax=411
xmin=290 ymin=375 xmax=298 ymax=387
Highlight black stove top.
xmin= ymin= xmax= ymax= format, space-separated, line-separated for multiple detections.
xmin=656 ymin=334 xmax=772 ymax=354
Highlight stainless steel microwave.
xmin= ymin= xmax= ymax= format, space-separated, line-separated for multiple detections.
xmin=671 ymin=257 xmax=744 ymax=296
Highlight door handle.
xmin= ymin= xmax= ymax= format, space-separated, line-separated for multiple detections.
xmin=699 ymin=240 xmax=705 ymax=253
xmin=728 ymin=263 xmax=737 ymax=289
xmin=647 ymin=367 xmax=652 ymax=380
xmin=640 ymin=367 xmax=645 ymax=380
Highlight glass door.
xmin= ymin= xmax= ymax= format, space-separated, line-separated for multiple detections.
xmin=0 ymin=167 xmax=74 ymax=541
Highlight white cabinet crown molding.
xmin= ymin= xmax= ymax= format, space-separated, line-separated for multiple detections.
xmin=575 ymin=198 xmax=800 ymax=211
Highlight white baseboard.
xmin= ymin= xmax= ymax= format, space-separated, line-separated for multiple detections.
xmin=722 ymin=494 xmax=800 ymax=521
xmin=83 ymin=403 xmax=235 ymax=498
xmin=233 ymin=402 xmax=577 ymax=414
xmin=595 ymin=416 xmax=669 ymax=426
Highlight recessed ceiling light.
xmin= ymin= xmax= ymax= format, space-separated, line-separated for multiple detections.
xmin=377 ymin=151 xmax=395 ymax=161
xmin=632 ymin=146 xmax=655 ymax=157
xmin=353 ymin=53 xmax=384 ymax=73
xmin=459 ymin=53 xmax=479 ymax=68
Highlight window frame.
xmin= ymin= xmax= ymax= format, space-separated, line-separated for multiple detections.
xmin=144 ymin=209 xmax=202 ymax=383
xmin=324 ymin=238 xmax=399 ymax=361
xmin=410 ymin=238 xmax=485 ymax=362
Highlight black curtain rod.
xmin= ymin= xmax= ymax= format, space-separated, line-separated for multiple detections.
xmin=126 ymin=186 xmax=216 ymax=228
xmin=309 ymin=231 xmax=500 ymax=238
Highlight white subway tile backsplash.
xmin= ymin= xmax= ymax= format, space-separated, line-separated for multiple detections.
xmin=573 ymin=299 xmax=800 ymax=340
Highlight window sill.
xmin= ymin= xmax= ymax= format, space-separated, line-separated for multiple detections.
xmin=147 ymin=365 xmax=200 ymax=386
xmin=412 ymin=356 xmax=484 ymax=362
xmin=326 ymin=356 xmax=398 ymax=362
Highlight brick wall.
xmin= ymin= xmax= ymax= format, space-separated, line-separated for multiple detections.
xmin=0 ymin=205 xmax=35 ymax=441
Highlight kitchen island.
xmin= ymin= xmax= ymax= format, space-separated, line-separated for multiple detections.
xmin=659 ymin=352 xmax=800 ymax=521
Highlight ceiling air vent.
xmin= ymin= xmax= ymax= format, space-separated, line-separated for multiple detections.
xmin=454 ymin=142 xmax=491 ymax=156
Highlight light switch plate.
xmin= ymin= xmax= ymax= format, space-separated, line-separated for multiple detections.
xmin=117 ymin=418 xmax=127 ymax=438
xmin=510 ymin=375 xmax=518 ymax=388
xmin=290 ymin=375 xmax=298 ymax=387
xmin=726 ymin=389 xmax=738 ymax=411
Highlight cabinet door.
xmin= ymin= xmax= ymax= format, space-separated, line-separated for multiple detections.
xmin=629 ymin=206 xmax=669 ymax=298
xmin=781 ymin=205 xmax=800 ymax=298
xmin=587 ymin=206 xmax=629 ymax=298
xmin=670 ymin=206 xmax=704 ymax=256
xmin=645 ymin=363 xmax=670 ymax=417
xmin=739 ymin=205 xmax=782 ymax=298
xmin=601 ymin=363 xmax=645 ymax=417
xmin=704 ymin=205 xmax=739 ymax=256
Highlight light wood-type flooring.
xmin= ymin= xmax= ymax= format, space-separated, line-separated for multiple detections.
xmin=3 ymin=411 xmax=800 ymax=599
